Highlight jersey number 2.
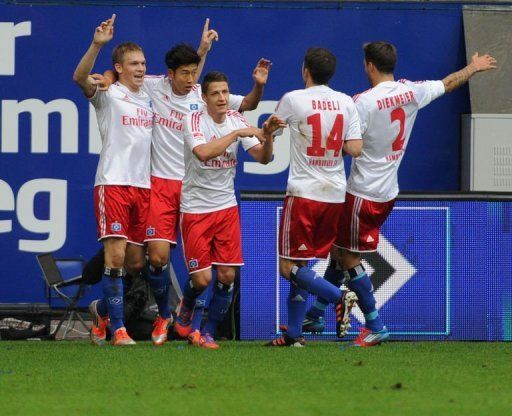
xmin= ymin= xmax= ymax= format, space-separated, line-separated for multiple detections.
xmin=391 ymin=107 xmax=406 ymax=151
xmin=306 ymin=113 xmax=344 ymax=157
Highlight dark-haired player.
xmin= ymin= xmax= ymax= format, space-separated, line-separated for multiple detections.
xmin=267 ymin=47 xmax=363 ymax=347
xmin=305 ymin=41 xmax=496 ymax=347
xmin=175 ymin=72 xmax=285 ymax=349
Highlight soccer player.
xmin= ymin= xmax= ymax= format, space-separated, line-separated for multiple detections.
xmin=304 ymin=41 xmax=497 ymax=347
xmin=73 ymin=15 xmax=153 ymax=346
xmin=175 ymin=71 xmax=285 ymax=349
xmin=267 ymin=47 xmax=363 ymax=347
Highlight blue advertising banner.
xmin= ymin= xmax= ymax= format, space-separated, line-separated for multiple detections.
xmin=0 ymin=2 xmax=472 ymax=305
xmin=240 ymin=199 xmax=512 ymax=341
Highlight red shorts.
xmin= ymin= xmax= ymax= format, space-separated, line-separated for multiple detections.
xmin=180 ymin=205 xmax=244 ymax=274
xmin=279 ymin=196 xmax=343 ymax=260
xmin=94 ymin=185 xmax=150 ymax=245
xmin=335 ymin=193 xmax=395 ymax=252
xmin=144 ymin=176 xmax=182 ymax=245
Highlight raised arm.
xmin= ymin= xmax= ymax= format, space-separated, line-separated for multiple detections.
xmin=195 ymin=18 xmax=219 ymax=83
xmin=239 ymin=59 xmax=271 ymax=112
xmin=248 ymin=115 xmax=286 ymax=164
xmin=442 ymin=52 xmax=497 ymax=93
xmin=73 ymin=14 xmax=116 ymax=98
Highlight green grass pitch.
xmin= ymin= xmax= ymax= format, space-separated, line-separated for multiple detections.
xmin=0 ymin=341 xmax=511 ymax=415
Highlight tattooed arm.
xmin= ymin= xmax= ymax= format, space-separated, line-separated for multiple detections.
xmin=442 ymin=52 xmax=497 ymax=93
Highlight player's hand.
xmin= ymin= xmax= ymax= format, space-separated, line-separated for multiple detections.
xmin=470 ymin=52 xmax=497 ymax=72
xmin=90 ymin=73 xmax=111 ymax=91
xmin=197 ymin=18 xmax=219 ymax=56
xmin=93 ymin=14 xmax=116 ymax=46
xmin=237 ymin=127 xmax=266 ymax=142
xmin=253 ymin=58 xmax=271 ymax=86
xmin=262 ymin=115 xmax=286 ymax=136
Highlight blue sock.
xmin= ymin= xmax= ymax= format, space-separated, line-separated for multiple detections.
xmin=286 ymin=283 xmax=308 ymax=338
xmin=192 ymin=292 xmax=208 ymax=331
xmin=102 ymin=275 xmax=124 ymax=331
xmin=147 ymin=264 xmax=171 ymax=319
xmin=96 ymin=298 xmax=108 ymax=317
xmin=346 ymin=269 xmax=384 ymax=332
xmin=182 ymin=279 xmax=204 ymax=310
xmin=291 ymin=266 xmax=341 ymax=304
xmin=202 ymin=282 xmax=234 ymax=336
xmin=307 ymin=263 xmax=343 ymax=319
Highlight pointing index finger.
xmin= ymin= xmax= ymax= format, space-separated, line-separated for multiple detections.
xmin=203 ymin=18 xmax=210 ymax=32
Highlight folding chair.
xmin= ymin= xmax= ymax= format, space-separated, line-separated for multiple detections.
xmin=36 ymin=253 xmax=88 ymax=340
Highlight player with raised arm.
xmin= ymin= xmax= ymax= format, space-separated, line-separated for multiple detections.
xmin=304 ymin=41 xmax=497 ymax=346
xmin=267 ymin=47 xmax=363 ymax=347
xmin=73 ymin=15 xmax=153 ymax=346
xmin=175 ymin=71 xmax=285 ymax=349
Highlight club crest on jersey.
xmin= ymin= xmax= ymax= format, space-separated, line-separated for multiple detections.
xmin=146 ymin=227 xmax=156 ymax=237
xmin=188 ymin=259 xmax=199 ymax=269
xmin=123 ymin=94 xmax=130 ymax=102
xmin=111 ymin=222 xmax=122 ymax=232
xmin=190 ymin=104 xmax=199 ymax=110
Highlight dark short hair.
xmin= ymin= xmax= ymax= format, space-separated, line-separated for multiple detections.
xmin=112 ymin=42 xmax=144 ymax=66
xmin=165 ymin=43 xmax=201 ymax=71
xmin=363 ymin=41 xmax=397 ymax=74
xmin=304 ymin=47 xmax=337 ymax=85
xmin=201 ymin=71 xmax=229 ymax=94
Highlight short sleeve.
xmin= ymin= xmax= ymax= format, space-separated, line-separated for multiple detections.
xmin=229 ymin=94 xmax=245 ymax=111
xmin=353 ymin=95 xmax=370 ymax=135
xmin=408 ymin=80 xmax=445 ymax=109
xmin=88 ymin=86 xmax=109 ymax=109
xmin=274 ymin=93 xmax=294 ymax=124
xmin=184 ymin=112 xmax=207 ymax=150
xmin=345 ymin=101 xmax=362 ymax=141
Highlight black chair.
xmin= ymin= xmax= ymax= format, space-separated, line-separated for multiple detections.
xmin=36 ymin=253 xmax=88 ymax=340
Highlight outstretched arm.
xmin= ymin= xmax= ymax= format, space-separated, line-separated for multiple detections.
xmin=195 ymin=18 xmax=219 ymax=83
xmin=73 ymin=14 xmax=116 ymax=98
xmin=442 ymin=52 xmax=497 ymax=93
xmin=239 ymin=58 xmax=271 ymax=112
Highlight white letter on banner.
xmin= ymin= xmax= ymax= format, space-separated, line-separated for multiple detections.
xmin=89 ymin=103 xmax=102 ymax=154
xmin=0 ymin=21 xmax=31 ymax=76
xmin=243 ymin=100 xmax=290 ymax=175
xmin=1 ymin=99 xmax=78 ymax=153
xmin=0 ymin=180 xmax=15 ymax=233
xmin=17 ymin=179 xmax=67 ymax=252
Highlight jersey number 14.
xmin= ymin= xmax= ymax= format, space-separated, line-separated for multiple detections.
xmin=306 ymin=113 xmax=344 ymax=157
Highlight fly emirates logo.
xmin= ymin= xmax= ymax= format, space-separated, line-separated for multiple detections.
xmin=154 ymin=109 xmax=185 ymax=131
xmin=121 ymin=107 xmax=153 ymax=127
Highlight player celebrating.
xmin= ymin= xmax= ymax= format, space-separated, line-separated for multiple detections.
xmin=175 ymin=71 xmax=285 ymax=349
xmin=267 ymin=47 xmax=363 ymax=347
xmin=304 ymin=41 xmax=497 ymax=347
xmin=73 ymin=14 xmax=153 ymax=346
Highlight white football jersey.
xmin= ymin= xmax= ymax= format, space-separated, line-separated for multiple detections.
xmin=142 ymin=76 xmax=244 ymax=180
xmin=90 ymin=82 xmax=153 ymax=188
xmin=275 ymin=85 xmax=362 ymax=203
xmin=347 ymin=80 xmax=445 ymax=202
xmin=181 ymin=110 xmax=260 ymax=214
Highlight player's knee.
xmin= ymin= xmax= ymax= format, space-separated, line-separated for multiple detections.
xmin=279 ymin=261 xmax=293 ymax=280
xmin=341 ymin=250 xmax=361 ymax=270
xmin=126 ymin=257 xmax=145 ymax=274
xmin=106 ymin=252 xmax=124 ymax=269
xmin=191 ymin=273 xmax=211 ymax=291
xmin=148 ymin=252 xmax=169 ymax=270
xmin=217 ymin=267 xmax=236 ymax=285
